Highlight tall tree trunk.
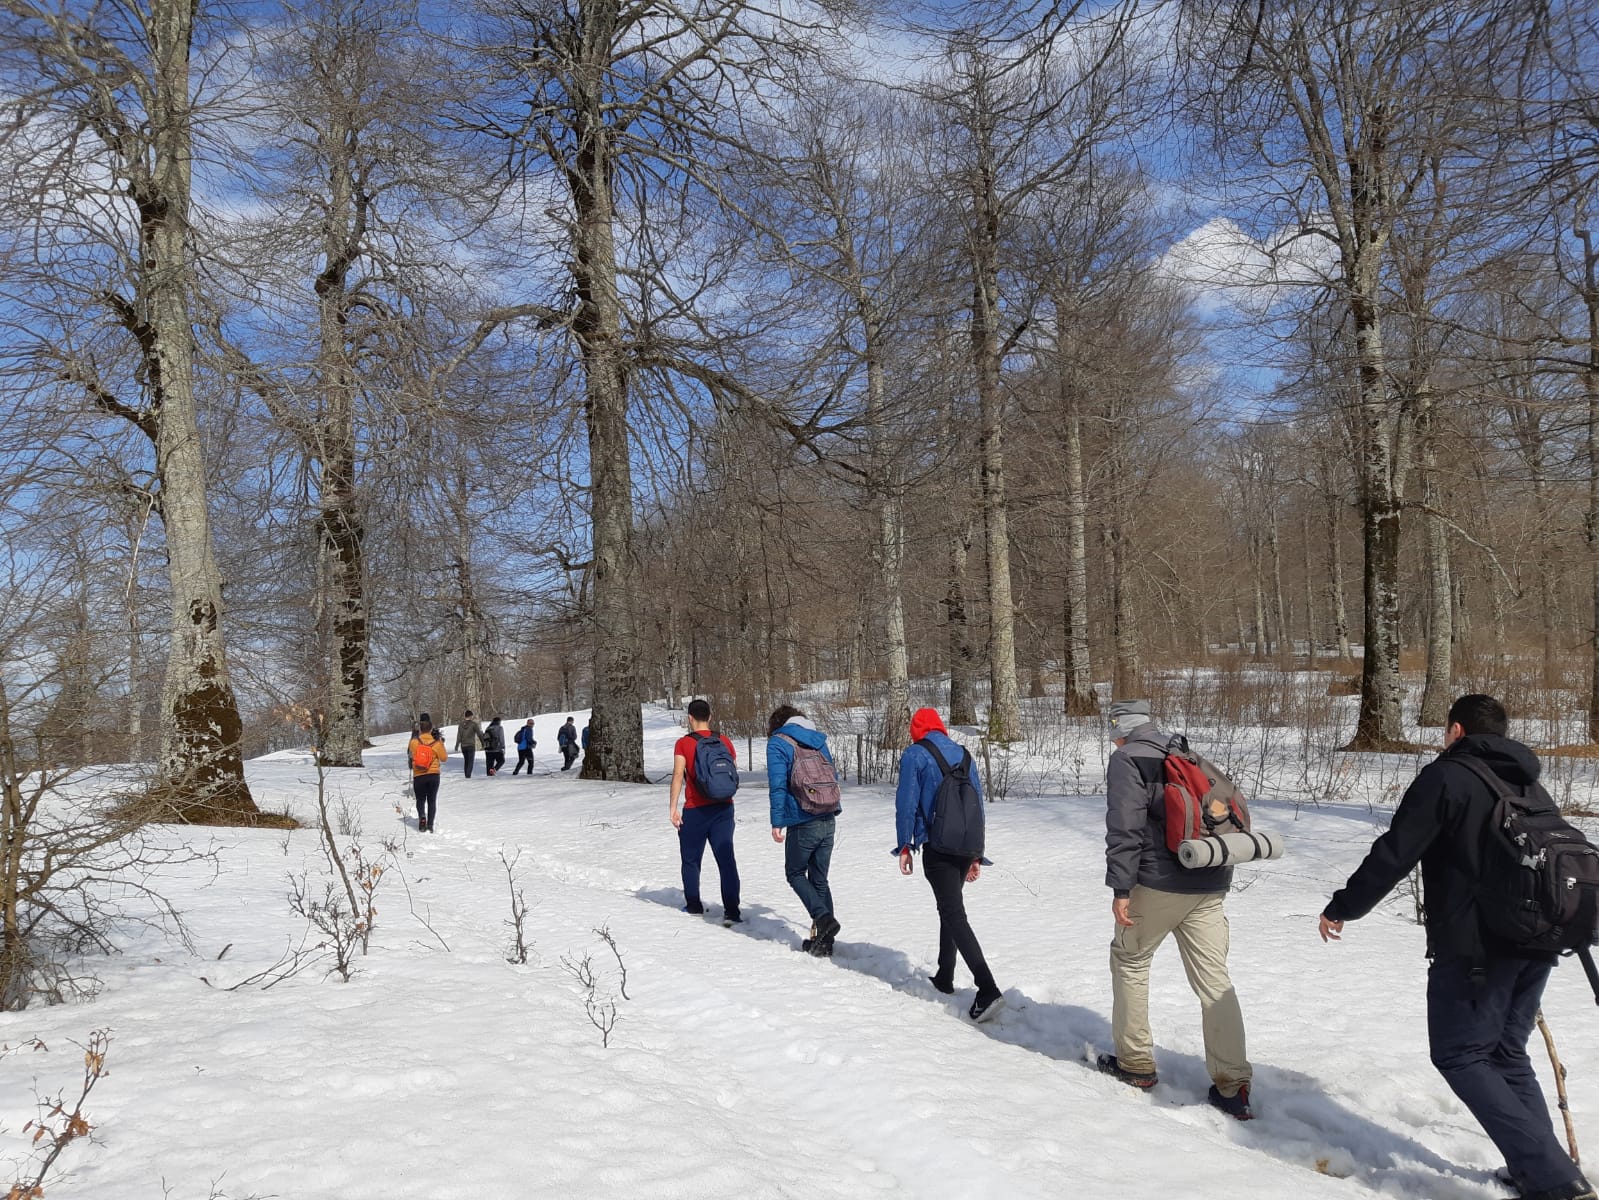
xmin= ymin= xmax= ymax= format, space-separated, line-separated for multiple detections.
xmin=571 ymin=15 xmax=643 ymax=782
xmin=945 ymin=398 xmax=979 ymax=726
xmin=1108 ymin=522 xmax=1139 ymax=695
xmin=1582 ymin=232 xmax=1599 ymax=742
xmin=1056 ymin=318 xmax=1096 ymax=716
xmin=1302 ymin=510 xmax=1319 ymax=664
xmin=452 ymin=534 xmax=486 ymax=717
xmin=878 ymin=487 xmax=911 ymax=748
xmin=1347 ymin=296 xmax=1407 ymax=750
xmin=1250 ymin=533 xmax=1269 ymax=660
xmin=1327 ymin=493 xmax=1352 ymax=661
xmin=1416 ymin=382 xmax=1453 ymax=727
xmin=970 ymin=172 xmax=1021 ymax=741
xmin=146 ymin=0 xmax=256 ymax=820
xmin=1268 ymin=512 xmax=1289 ymax=663
xmin=312 ymin=114 xmax=368 ymax=767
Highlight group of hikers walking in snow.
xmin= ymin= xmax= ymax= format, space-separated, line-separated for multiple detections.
xmin=665 ymin=690 xmax=1598 ymax=1200
xmin=404 ymin=712 xmax=588 ymax=833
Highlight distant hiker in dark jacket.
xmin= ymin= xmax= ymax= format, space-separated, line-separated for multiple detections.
xmin=408 ymin=713 xmax=447 ymax=833
xmin=894 ymin=707 xmax=1002 ymax=1023
xmin=558 ymin=717 xmax=580 ymax=770
xmin=670 ymin=698 xmax=741 ymax=923
xmin=482 ymin=717 xmax=506 ymax=776
xmin=767 ymin=704 xmax=842 ymax=956
xmin=456 ymin=711 xmax=481 ymax=779
xmin=1098 ymin=699 xmax=1252 ymax=1119
xmin=1320 ymin=695 xmax=1594 ymax=1200
xmin=513 ymin=719 xmax=536 ymax=775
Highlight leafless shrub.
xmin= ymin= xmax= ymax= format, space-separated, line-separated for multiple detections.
xmin=501 ymin=848 xmax=531 ymax=965
xmin=287 ymin=874 xmax=363 ymax=982
xmin=5 ymin=1029 xmax=110 ymax=1199
xmin=594 ymin=923 xmax=628 ymax=1000
xmin=562 ymin=930 xmax=630 ymax=1048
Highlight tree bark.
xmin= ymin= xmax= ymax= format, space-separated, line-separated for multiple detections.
xmin=1416 ymin=381 xmax=1454 ymax=727
xmin=969 ymin=157 xmax=1022 ymax=741
xmin=311 ymin=88 xmax=369 ymax=767
xmin=145 ymin=0 xmax=256 ymax=820
xmin=1327 ymin=493 xmax=1352 ymax=662
xmin=1347 ymin=294 xmax=1407 ymax=750
xmin=1582 ymin=232 xmax=1599 ymax=742
xmin=1056 ymin=318 xmax=1096 ymax=716
xmin=571 ymin=8 xmax=643 ymax=782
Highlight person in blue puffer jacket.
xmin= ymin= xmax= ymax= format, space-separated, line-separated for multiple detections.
xmin=894 ymin=706 xmax=1003 ymax=1023
xmin=767 ymin=704 xmax=842 ymax=957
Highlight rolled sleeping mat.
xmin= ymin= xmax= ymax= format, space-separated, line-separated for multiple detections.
xmin=1177 ymin=830 xmax=1285 ymax=869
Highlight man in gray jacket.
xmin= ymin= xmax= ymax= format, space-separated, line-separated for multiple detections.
xmin=456 ymin=711 xmax=482 ymax=779
xmin=1097 ymin=699 xmax=1254 ymax=1119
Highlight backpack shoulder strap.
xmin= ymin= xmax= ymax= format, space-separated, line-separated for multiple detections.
xmin=775 ymin=733 xmax=798 ymax=748
xmin=916 ymin=737 xmax=953 ymax=775
xmin=1449 ymin=752 xmax=1539 ymax=810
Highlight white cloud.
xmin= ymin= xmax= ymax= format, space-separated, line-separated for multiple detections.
xmin=1161 ymin=216 xmax=1336 ymax=317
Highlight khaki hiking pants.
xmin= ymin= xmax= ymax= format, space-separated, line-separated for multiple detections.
xmin=1109 ymin=886 xmax=1251 ymax=1096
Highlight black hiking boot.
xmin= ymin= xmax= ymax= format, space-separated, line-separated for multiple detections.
xmin=928 ymin=975 xmax=955 ymax=994
xmin=1095 ymin=1054 xmax=1157 ymax=1089
xmin=722 ymin=910 xmax=743 ymax=927
xmin=809 ymin=914 xmax=840 ymax=957
xmin=1207 ymin=1083 xmax=1255 ymax=1121
xmin=968 ymin=990 xmax=1005 ymax=1023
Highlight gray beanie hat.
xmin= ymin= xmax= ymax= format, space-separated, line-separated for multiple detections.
xmin=1107 ymin=699 xmax=1152 ymax=736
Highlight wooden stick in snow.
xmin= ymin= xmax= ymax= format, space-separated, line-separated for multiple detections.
xmin=1537 ymin=1009 xmax=1581 ymax=1165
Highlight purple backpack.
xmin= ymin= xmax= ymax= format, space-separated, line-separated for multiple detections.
xmin=776 ymin=734 xmax=842 ymax=815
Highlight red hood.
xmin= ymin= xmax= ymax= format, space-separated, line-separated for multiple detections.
xmin=909 ymin=707 xmax=947 ymax=742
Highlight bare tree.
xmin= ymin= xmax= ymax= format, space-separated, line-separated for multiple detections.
xmin=0 ymin=0 xmax=261 ymax=818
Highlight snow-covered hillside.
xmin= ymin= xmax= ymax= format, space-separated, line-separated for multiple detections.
xmin=4 ymin=704 xmax=1596 ymax=1199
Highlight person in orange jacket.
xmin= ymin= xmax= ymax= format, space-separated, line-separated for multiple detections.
xmin=408 ymin=713 xmax=448 ymax=832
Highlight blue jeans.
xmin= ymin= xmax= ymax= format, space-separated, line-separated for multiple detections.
xmin=784 ymin=816 xmax=835 ymax=920
xmin=679 ymin=803 xmax=740 ymax=915
xmin=1428 ymin=954 xmax=1579 ymax=1193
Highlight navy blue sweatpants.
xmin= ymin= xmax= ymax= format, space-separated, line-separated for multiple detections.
xmin=1428 ymin=954 xmax=1580 ymax=1194
xmin=679 ymin=803 xmax=740 ymax=916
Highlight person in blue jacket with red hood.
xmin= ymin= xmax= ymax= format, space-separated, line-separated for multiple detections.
xmin=767 ymin=704 xmax=842 ymax=957
xmin=895 ymin=707 xmax=1003 ymax=1023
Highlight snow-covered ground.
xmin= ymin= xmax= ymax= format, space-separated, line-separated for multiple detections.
xmin=5 ymin=701 xmax=1599 ymax=1199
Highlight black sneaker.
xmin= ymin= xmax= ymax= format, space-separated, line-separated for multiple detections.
xmin=1207 ymin=1083 xmax=1254 ymax=1121
xmin=968 ymin=991 xmax=1005 ymax=1023
xmin=722 ymin=911 xmax=744 ymax=927
xmin=1095 ymin=1054 xmax=1157 ymax=1089
xmin=682 ymin=901 xmax=705 ymax=915
xmin=928 ymin=975 xmax=955 ymax=995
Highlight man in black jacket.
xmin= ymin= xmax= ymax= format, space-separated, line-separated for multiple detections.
xmin=1320 ymin=694 xmax=1593 ymax=1200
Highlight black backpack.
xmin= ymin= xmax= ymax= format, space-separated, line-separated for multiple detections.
xmin=1456 ymin=755 xmax=1599 ymax=955
xmin=918 ymin=737 xmax=984 ymax=858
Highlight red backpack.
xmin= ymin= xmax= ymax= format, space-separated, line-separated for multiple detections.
xmin=1160 ymin=735 xmax=1249 ymax=854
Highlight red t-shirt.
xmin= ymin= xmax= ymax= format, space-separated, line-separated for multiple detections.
xmin=675 ymin=731 xmax=737 ymax=809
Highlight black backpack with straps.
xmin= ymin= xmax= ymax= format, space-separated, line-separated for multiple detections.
xmin=918 ymin=737 xmax=984 ymax=859
xmin=1455 ymin=754 xmax=1599 ymax=957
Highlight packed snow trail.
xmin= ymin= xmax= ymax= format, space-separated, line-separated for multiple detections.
xmin=2 ymin=703 xmax=1593 ymax=1198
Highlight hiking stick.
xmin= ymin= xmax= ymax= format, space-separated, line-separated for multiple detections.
xmin=1537 ymin=1009 xmax=1581 ymax=1165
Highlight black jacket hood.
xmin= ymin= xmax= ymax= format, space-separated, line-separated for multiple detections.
xmin=1445 ymin=733 xmax=1540 ymax=787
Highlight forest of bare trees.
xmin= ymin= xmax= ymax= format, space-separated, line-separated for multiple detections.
xmin=4 ymin=0 xmax=1599 ymax=819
